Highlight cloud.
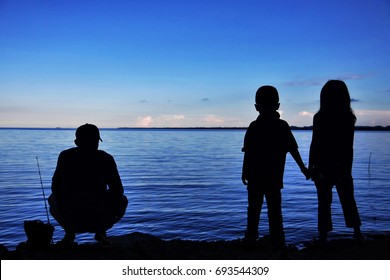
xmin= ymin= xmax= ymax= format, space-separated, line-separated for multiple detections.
xmin=283 ymin=73 xmax=372 ymax=87
xmin=201 ymin=98 xmax=210 ymax=102
xmin=162 ymin=114 xmax=185 ymax=121
xmin=173 ymin=115 xmax=185 ymax=120
xmin=136 ymin=116 xmax=153 ymax=127
xmin=335 ymin=74 xmax=371 ymax=81
xmin=203 ymin=114 xmax=225 ymax=124
xmin=376 ymin=89 xmax=390 ymax=94
xmin=283 ymin=79 xmax=324 ymax=87
xmin=355 ymin=110 xmax=390 ymax=126
xmin=350 ymin=98 xmax=360 ymax=102
xmin=298 ymin=111 xmax=314 ymax=117
xmin=135 ymin=115 xmax=186 ymax=127
xmin=355 ymin=110 xmax=390 ymax=117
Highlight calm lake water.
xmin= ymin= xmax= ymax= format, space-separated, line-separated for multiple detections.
xmin=0 ymin=128 xmax=389 ymax=249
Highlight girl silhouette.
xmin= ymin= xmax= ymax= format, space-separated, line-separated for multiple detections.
xmin=309 ymin=80 xmax=363 ymax=244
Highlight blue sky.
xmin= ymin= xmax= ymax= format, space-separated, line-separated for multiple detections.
xmin=0 ymin=0 xmax=389 ymax=127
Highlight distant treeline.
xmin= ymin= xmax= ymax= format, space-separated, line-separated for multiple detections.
xmin=290 ymin=126 xmax=390 ymax=131
xmin=117 ymin=126 xmax=390 ymax=131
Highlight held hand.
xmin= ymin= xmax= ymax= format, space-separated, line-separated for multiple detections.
xmin=308 ymin=168 xmax=322 ymax=182
xmin=301 ymin=166 xmax=311 ymax=180
xmin=241 ymin=175 xmax=248 ymax=186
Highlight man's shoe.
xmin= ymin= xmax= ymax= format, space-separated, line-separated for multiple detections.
xmin=58 ymin=232 xmax=76 ymax=246
xmin=94 ymin=232 xmax=113 ymax=247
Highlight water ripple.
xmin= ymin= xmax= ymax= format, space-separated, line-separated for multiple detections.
xmin=0 ymin=129 xmax=389 ymax=249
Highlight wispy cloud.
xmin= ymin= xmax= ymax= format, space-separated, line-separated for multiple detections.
xmin=376 ymin=89 xmax=390 ymax=94
xmin=283 ymin=73 xmax=372 ymax=87
xmin=201 ymin=98 xmax=210 ymax=102
xmin=335 ymin=74 xmax=371 ymax=81
xmin=351 ymin=98 xmax=360 ymax=103
xmin=283 ymin=79 xmax=324 ymax=87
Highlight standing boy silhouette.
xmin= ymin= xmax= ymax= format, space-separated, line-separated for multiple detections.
xmin=242 ymin=85 xmax=309 ymax=249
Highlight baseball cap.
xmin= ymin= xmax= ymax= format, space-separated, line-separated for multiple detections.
xmin=75 ymin=123 xmax=102 ymax=142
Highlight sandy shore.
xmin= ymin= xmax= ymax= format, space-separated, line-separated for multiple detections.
xmin=1 ymin=231 xmax=390 ymax=260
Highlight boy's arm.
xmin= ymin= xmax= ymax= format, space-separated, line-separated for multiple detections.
xmin=242 ymin=150 xmax=249 ymax=185
xmin=290 ymin=148 xmax=310 ymax=179
xmin=241 ymin=125 xmax=252 ymax=186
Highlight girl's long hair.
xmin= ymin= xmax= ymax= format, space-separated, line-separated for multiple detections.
xmin=318 ymin=80 xmax=356 ymax=122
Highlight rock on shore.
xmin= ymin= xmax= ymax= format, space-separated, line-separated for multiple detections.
xmin=1 ymin=232 xmax=390 ymax=260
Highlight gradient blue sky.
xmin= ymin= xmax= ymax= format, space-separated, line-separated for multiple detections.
xmin=1 ymin=0 xmax=389 ymax=127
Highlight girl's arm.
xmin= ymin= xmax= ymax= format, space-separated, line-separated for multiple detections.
xmin=290 ymin=148 xmax=310 ymax=179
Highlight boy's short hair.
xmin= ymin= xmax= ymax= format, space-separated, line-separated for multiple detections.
xmin=255 ymin=85 xmax=279 ymax=106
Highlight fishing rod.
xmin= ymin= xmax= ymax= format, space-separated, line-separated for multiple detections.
xmin=36 ymin=156 xmax=51 ymax=225
xmin=368 ymin=152 xmax=372 ymax=178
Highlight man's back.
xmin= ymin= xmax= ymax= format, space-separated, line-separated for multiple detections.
xmin=50 ymin=147 xmax=125 ymax=233
xmin=52 ymin=147 xmax=123 ymax=199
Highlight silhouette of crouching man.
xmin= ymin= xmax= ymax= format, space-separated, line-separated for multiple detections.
xmin=49 ymin=123 xmax=128 ymax=245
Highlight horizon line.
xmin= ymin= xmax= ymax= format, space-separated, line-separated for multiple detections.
xmin=0 ymin=125 xmax=390 ymax=131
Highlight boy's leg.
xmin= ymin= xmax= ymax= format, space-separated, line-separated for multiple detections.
xmin=265 ymin=189 xmax=285 ymax=249
xmin=245 ymin=185 xmax=264 ymax=242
